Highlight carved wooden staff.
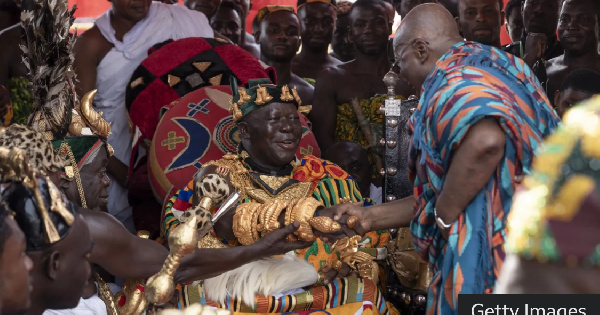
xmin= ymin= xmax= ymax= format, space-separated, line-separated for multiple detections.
xmin=349 ymin=98 xmax=383 ymax=173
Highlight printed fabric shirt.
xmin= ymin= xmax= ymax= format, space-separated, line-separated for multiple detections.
xmin=408 ymin=41 xmax=559 ymax=314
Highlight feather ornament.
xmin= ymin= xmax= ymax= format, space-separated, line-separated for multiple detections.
xmin=21 ymin=0 xmax=77 ymax=140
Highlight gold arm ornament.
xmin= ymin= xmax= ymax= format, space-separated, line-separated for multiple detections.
xmin=332 ymin=235 xmax=379 ymax=284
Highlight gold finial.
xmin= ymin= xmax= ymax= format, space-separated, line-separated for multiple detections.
xmin=280 ymin=86 xmax=294 ymax=101
xmin=229 ymin=99 xmax=243 ymax=121
xmin=291 ymin=86 xmax=302 ymax=107
xmin=146 ymin=215 xmax=199 ymax=304
xmin=255 ymin=86 xmax=273 ymax=105
xmin=80 ymin=90 xmax=111 ymax=139
xmin=237 ymin=87 xmax=252 ymax=105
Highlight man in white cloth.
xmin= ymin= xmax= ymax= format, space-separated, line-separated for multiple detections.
xmin=74 ymin=0 xmax=214 ymax=232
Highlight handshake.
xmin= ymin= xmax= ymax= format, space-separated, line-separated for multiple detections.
xmin=232 ymin=197 xmax=370 ymax=248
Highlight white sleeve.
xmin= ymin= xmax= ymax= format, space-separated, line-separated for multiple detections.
xmin=170 ymin=4 xmax=215 ymax=40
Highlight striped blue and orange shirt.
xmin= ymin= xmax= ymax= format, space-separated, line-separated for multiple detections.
xmin=408 ymin=41 xmax=560 ymax=314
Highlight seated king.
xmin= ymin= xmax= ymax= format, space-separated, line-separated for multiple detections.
xmin=161 ymin=79 xmax=395 ymax=314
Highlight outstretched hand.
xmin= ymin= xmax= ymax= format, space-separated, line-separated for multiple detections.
xmin=312 ymin=202 xmax=369 ymax=243
xmin=257 ymin=222 xmax=313 ymax=256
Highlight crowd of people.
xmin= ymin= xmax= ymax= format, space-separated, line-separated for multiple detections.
xmin=0 ymin=0 xmax=599 ymax=314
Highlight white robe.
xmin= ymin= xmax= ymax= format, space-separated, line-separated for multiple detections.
xmin=42 ymin=295 xmax=107 ymax=315
xmin=93 ymin=2 xmax=213 ymax=231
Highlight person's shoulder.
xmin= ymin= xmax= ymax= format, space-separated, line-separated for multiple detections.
xmin=316 ymin=62 xmax=349 ymax=79
xmin=168 ymin=2 xmax=208 ymax=20
xmin=77 ymin=25 xmax=108 ymax=49
xmin=545 ymin=54 xmax=564 ymax=67
xmin=326 ymin=55 xmax=344 ymax=67
xmin=291 ymin=74 xmax=315 ymax=89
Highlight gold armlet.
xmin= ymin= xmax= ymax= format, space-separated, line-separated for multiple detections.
xmin=232 ymin=202 xmax=261 ymax=245
xmin=257 ymin=199 xmax=288 ymax=236
xmin=286 ymin=197 xmax=323 ymax=242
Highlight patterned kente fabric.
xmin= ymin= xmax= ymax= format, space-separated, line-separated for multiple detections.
xmin=335 ymin=95 xmax=403 ymax=178
xmin=162 ymin=154 xmax=394 ymax=314
xmin=408 ymin=41 xmax=559 ymax=314
xmin=506 ymin=96 xmax=600 ymax=267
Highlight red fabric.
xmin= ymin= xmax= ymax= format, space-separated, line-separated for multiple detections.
xmin=129 ymin=80 xmax=180 ymax=142
xmin=149 ymin=85 xmax=321 ymax=202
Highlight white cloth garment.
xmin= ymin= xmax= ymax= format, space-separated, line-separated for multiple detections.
xmin=42 ymin=295 xmax=107 ymax=315
xmin=93 ymin=2 xmax=213 ymax=230
xmin=370 ymin=183 xmax=382 ymax=205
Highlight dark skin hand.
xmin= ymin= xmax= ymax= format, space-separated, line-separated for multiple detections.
xmin=326 ymin=119 xmax=505 ymax=240
xmin=325 ymin=198 xmax=414 ymax=237
xmin=523 ymin=32 xmax=547 ymax=67
xmin=175 ymin=222 xmax=312 ymax=283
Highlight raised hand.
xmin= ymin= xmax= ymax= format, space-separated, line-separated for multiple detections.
xmin=524 ymin=33 xmax=548 ymax=66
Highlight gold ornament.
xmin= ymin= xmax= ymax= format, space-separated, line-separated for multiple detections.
xmin=307 ymin=216 xmax=341 ymax=234
xmin=332 ymin=235 xmax=379 ymax=284
xmin=255 ymin=86 xmax=273 ymax=105
xmin=80 ymin=89 xmax=111 ymax=139
xmin=291 ymin=86 xmax=302 ymax=106
xmin=0 ymin=147 xmax=61 ymax=244
xmin=347 ymin=216 xmax=359 ymax=229
xmin=280 ymin=85 xmax=294 ymax=101
xmin=46 ymin=176 xmax=74 ymax=225
xmin=59 ymin=142 xmax=87 ymax=209
xmin=256 ymin=199 xmax=288 ymax=235
xmin=246 ymin=181 xmax=312 ymax=203
xmin=237 ymin=87 xmax=252 ymax=104
xmin=232 ymin=202 xmax=262 ymax=245
xmin=146 ymin=215 xmax=199 ymax=304
xmin=198 ymin=234 xmax=230 ymax=249
xmin=284 ymin=197 xmax=323 ymax=242
xmin=229 ymin=99 xmax=243 ymax=121
xmin=386 ymin=228 xmax=432 ymax=291
xmin=69 ymin=111 xmax=84 ymax=135
xmin=114 ymin=279 xmax=148 ymax=315
xmin=96 ymin=273 xmax=119 ymax=315
xmin=298 ymin=105 xmax=312 ymax=115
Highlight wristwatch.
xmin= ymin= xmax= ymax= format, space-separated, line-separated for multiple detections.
xmin=434 ymin=207 xmax=452 ymax=230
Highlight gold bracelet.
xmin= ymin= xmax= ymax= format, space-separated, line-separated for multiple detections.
xmin=289 ymin=197 xmax=322 ymax=242
xmin=257 ymin=199 xmax=288 ymax=236
xmin=250 ymin=203 xmax=261 ymax=242
xmin=233 ymin=202 xmax=261 ymax=245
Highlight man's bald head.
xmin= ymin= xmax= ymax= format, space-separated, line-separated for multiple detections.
xmin=393 ymin=3 xmax=462 ymax=89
